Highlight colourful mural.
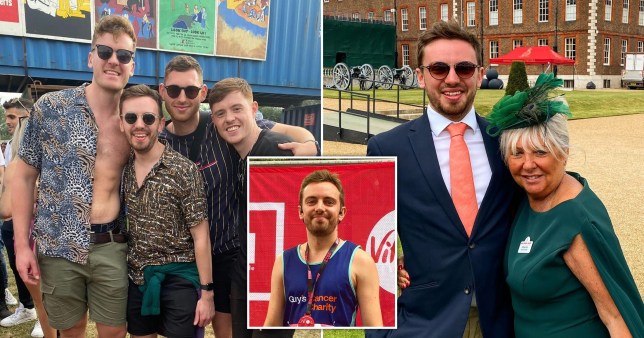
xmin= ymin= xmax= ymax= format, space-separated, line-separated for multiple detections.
xmin=0 ymin=0 xmax=21 ymax=35
xmin=158 ymin=0 xmax=215 ymax=54
xmin=216 ymin=0 xmax=270 ymax=60
xmin=24 ymin=0 xmax=92 ymax=41
xmin=94 ymin=0 xmax=157 ymax=49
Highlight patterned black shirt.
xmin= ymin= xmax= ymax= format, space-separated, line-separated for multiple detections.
xmin=123 ymin=143 xmax=207 ymax=285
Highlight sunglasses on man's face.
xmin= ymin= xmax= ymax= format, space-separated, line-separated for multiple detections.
xmin=420 ymin=61 xmax=481 ymax=80
xmin=123 ymin=112 xmax=158 ymax=126
xmin=164 ymin=85 xmax=201 ymax=100
xmin=93 ymin=44 xmax=134 ymax=64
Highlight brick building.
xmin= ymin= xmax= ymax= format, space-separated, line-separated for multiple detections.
xmin=323 ymin=0 xmax=644 ymax=88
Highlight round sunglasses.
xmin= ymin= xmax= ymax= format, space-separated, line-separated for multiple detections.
xmin=164 ymin=85 xmax=202 ymax=99
xmin=93 ymin=44 xmax=134 ymax=64
xmin=123 ymin=112 xmax=158 ymax=126
xmin=419 ymin=61 xmax=481 ymax=80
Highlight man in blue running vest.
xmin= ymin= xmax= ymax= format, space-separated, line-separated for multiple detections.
xmin=263 ymin=170 xmax=382 ymax=328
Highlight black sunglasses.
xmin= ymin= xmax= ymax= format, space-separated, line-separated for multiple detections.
xmin=165 ymin=85 xmax=201 ymax=99
xmin=420 ymin=61 xmax=481 ymax=80
xmin=123 ymin=112 xmax=158 ymax=125
xmin=93 ymin=44 xmax=134 ymax=64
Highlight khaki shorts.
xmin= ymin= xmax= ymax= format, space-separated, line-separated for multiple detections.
xmin=38 ymin=242 xmax=128 ymax=330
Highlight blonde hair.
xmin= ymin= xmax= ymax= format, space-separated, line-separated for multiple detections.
xmin=499 ymin=113 xmax=570 ymax=163
xmin=10 ymin=117 xmax=27 ymax=162
xmin=208 ymin=77 xmax=254 ymax=108
xmin=92 ymin=15 xmax=137 ymax=49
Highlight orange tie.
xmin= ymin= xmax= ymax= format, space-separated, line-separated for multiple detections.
xmin=447 ymin=123 xmax=478 ymax=237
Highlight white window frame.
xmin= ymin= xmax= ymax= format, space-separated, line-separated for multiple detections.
xmin=401 ymin=8 xmax=409 ymax=31
xmin=640 ymin=0 xmax=644 ymax=25
xmin=538 ymin=38 xmax=549 ymax=46
xmin=621 ymin=39 xmax=628 ymax=65
xmin=513 ymin=39 xmax=523 ymax=49
xmin=467 ymin=2 xmax=476 ymax=26
xmin=384 ymin=10 xmax=392 ymax=22
xmin=514 ymin=0 xmax=523 ymax=23
xmin=441 ymin=4 xmax=449 ymax=22
xmin=419 ymin=7 xmax=427 ymax=30
xmin=402 ymin=44 xmax=410 ymax=66
xmin=604 ymin=38 xmax=611 ymax=65
xmin=368 ymin=12 xmax=374 ymax=21
xmin=638 ymin=40 xmax=644 ymax=52
xmin=539 ymin=0 xmax=549 ymax=22
xmin=566 ymin=0 xmax=577 ymax=21
xmin=623 ymin=0 xmax=629 ymax=23
xmin=489 ymin=0 xmax=498 ymax=25
xmin=565 ymin=38 xmax=576 ymax=60
xmin=490 ymin=40 xmax=499 ymax=59
xmin=352 ymin=13 xmax=360 ymax=21
xmin=606 ymin=0 xmax=613 ymax=21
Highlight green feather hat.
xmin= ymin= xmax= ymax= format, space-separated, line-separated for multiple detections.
xmin=486 ymin=73 xmax=572 ymax=137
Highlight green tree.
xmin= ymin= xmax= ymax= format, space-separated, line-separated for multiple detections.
xmin=505 ymin=61 xmax=529 ymax=96
xmin=0 ymin=105 xmax=10 ymax=141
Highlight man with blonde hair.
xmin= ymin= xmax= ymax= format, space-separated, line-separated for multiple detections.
xmin=13 ymin=15 xmax=137 ymax=337
xmin=209 ymin=77 xmax=294 ymax=338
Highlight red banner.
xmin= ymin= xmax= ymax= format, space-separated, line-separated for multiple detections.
xmin=248 ymin=160 xmax=397 ymax=328
xmin=0 ymin=0 xmax=19 ymax=23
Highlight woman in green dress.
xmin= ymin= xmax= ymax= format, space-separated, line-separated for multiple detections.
xmin=487 ymin=73 xmax=644 ymax=338
xmin=396 ymin=74 xmax=643 ymax=337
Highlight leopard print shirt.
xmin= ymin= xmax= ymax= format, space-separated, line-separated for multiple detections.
xmin=123 ymin=142 xmax=207 ymax=285
xmin=19 ymin=84 xmax=97 ymax=264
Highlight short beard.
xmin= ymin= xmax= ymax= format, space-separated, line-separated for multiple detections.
xmin=305 ymin=220 xmax=338 ymax=237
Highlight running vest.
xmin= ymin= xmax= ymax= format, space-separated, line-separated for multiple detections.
xmin=282 ymin=240 xmax=360 ymax=327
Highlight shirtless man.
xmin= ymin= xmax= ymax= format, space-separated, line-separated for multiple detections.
xmin=12 ymin=16 xmax=135 ymax=338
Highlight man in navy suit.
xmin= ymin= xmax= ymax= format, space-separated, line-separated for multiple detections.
xmin=366 ymin=21 xmax=519 ymax=338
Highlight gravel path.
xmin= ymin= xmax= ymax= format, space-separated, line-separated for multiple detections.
xmin=323 ymin=113 xmax=644 ymax=295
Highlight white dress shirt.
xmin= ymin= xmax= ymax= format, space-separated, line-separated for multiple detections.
xmin=426 ymin=105 xmax=492 ymax=209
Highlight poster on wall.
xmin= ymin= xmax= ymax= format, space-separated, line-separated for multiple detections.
xmin=158 ymin=0 xmax=215 ymax=55
xmin=24 ymin=0 xmax=92 ymax=41
xmin=94 ymin=0 xmax=158 ymax=49
xmin=216 ymin=0 xmax=270 ymax=60
xmin=0 ymin=0 xmax=22 ymax=35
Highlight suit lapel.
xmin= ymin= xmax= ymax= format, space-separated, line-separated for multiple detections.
xmin=408 ymin=114 xmax=464 ymax=233
xmin=476 ymin=115 xmax=508 ymax=228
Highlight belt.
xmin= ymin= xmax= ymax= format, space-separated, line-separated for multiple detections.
xmin=90 ymin=221 xmax=126 ymax=244
xmin=90 ymin=232 xmax=127 ymax=244
xmin=90 ymin=220 xmax=119 ymax=233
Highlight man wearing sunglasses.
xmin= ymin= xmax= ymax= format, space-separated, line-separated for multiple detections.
xmin=159 ymin=55 xmax=317 ymax=338
xmin=119 ymin=84 xmax=215 ymax=337
xmin=366 ymin=21 xmax=519 ymax=338
xmin=12 ymin=16 xmax=136 ymax=338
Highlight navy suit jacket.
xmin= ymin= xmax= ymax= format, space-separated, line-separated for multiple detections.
xmin=367 ymin=113 xmax=518 ymax=338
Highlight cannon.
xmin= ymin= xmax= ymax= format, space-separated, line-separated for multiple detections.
xmin=377 ymin=65 xmax=416 ymax=90
xmin=331 ymin=63 xmax=375 ymax=90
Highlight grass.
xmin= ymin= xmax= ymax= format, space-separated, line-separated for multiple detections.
xmin=324 ymin=87 xmax=644 ymax=119
xmin=0 ymin=249 xmax=320 ymax=338
xmin=323 ymin=329 xmax=367 ymax=338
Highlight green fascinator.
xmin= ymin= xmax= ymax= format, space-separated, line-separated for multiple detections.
xmin=486 ymin=73 xmax=572 ymax=136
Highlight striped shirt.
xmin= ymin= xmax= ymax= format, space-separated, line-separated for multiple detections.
xmin=160 ymin=116 xmax=276 ymax=255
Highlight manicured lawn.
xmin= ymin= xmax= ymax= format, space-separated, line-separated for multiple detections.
xmin=324 ymin=88 xmax=644 ymax=119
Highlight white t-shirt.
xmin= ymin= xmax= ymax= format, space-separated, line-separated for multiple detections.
xmin=3 ymin=141 xmax=10 ymax=163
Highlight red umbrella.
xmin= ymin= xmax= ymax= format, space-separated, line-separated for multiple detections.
xmin=489 ymin=46 xmax=576 ymax=65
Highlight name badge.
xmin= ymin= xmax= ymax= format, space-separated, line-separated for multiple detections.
xmin=518 ymin=236 xmax=533 ymax=254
